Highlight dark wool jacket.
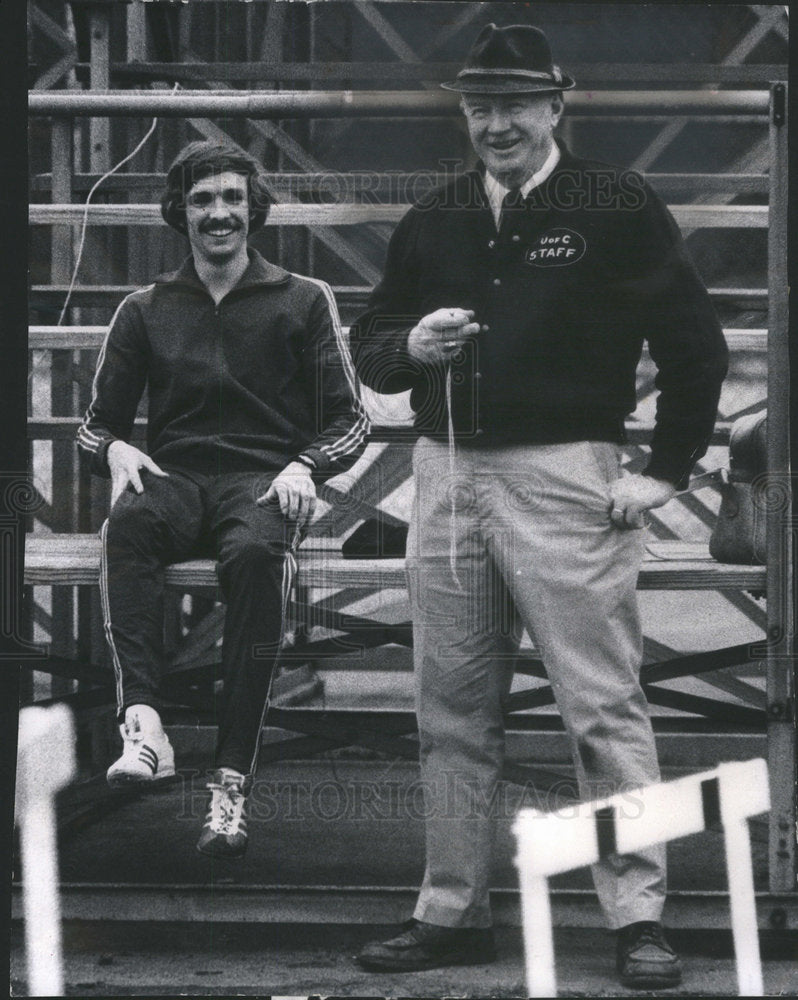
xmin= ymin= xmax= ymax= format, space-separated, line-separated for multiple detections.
xmin=78 ymin=250 xmax=369 ymax=478
xmin=351 ymin=143 xmax=728 ymax=487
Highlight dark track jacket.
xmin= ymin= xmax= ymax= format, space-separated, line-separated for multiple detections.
xmin=78 ymin=250 xmax=369 ymax=478
xmin=351 ymin=143 xmax=728 ymax=487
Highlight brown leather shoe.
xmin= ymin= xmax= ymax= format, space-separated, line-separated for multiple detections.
xmin=616 ymin=921 xmax=682 ymax=988
xmin=357 ymin=919 xmax=496 ymax=972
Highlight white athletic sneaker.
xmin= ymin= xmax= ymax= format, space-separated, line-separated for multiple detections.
xmin=106 ymin=716 xmax=176 ymax=788
xmin=196 ymin=769 xmax=248 ymax=858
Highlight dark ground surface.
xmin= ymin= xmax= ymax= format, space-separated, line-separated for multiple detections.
xmin=49 ymin=758 xmax=769 ymax=893
xmin=9 ymin=921 xmax=798 ymax=997
xmin=12 ymin=601 xmax=790 ymax=999
xmin=10 ymin=756 xmax=796 ymax=997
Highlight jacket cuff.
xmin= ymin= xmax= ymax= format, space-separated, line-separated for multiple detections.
xmin=82 ymin=436 xmax=117 ymax=479
xmin=298 ymin=447 xmax=330 ymax=473
xmin=642 ymin=456 xmax=688 ymax=491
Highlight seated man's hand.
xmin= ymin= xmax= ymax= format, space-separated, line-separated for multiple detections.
xmin=608 ymin=473 xmax=676 ymax=530
xmin=107 ymin=440 xmax=168 ymax=507
xmin=258 ymin=461 xmax=317 ymax=526
xmin=407 ymin=307 xmax=481 ymax=363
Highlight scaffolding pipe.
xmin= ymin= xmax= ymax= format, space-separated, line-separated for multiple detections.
xmin=28 ymin=89 xmax=771 ymax=119
xmin=27 ymin=203 xmax=770 ymax=228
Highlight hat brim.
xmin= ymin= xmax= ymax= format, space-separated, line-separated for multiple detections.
xmin=441 ymin=73 xmax=575 ymax=94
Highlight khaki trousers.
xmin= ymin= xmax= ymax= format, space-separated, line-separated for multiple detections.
xmin=407 ymin=437 xmax=666 ymax=930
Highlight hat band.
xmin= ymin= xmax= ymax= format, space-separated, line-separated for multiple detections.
xmin=456 ymin=67 xmax=559 ymax=82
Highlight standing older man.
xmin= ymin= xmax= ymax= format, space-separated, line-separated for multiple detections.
xmin=78 ymin=140 xmax=368 ymax=858
xmin=352 ymin=23 xmax=727 ymax=988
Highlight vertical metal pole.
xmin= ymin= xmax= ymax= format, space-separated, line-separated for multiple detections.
xmin=271 ymin=5 xmax=286 ymax=267
xmin=84 ymin=3 xmax=114 ymax=706
xmin=50 ymin=120 xmax=76 ymax=695
xmin=125 ymin=1 xmax=148 ymax=289
xmin=765 ymin=81 xmax=795 ymax=893
xmin=306 ymin=4 xmax=316 ymax=278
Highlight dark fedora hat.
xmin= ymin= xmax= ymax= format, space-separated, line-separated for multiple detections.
xmin=442 ymin=23 xmax=575 ymax=94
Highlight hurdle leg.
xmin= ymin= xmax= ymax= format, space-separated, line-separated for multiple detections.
xmin=519 ymin=873 xmax=557 ymax=998
xmin=723 ymin=817 xmax=764 ymax=996
xmin=16 ymin=705 xmax=76 ymax=997
xmin=19 ymin=795 xmax=64 ymax=996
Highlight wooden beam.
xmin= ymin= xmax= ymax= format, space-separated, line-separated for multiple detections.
xmin=23 ymin=536 xmax=768 ymax=592
xmin=88 ymin=5 xmax=111 ymax=172
xmin=29 ymin=202 xmax=770 ymax=228
xmin=34 ymin=52 xmax=79 ymax=92
xmin=100 ymin=61 xmax=789 ymax=85
xmin=31 ymin=170 xmax=771 ymax=197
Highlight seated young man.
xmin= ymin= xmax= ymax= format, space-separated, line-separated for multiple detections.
xmin=78 ymin=140 xmax=369 ymax=857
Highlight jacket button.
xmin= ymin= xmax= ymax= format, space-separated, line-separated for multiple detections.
xmin=481 ymin=324 xmax=490 ymax=333
xmin=474 ymin=371 xmax=482 ymax=379
xmin=512 ymin=234 xmax=521 ymax=242
xmin=493 ymin=278 xmax=501 ymax=286
xmin=488 ymin=240 xmax=496 ymax=249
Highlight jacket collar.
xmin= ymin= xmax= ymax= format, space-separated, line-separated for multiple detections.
xmin=154 ymin=248 xmax=290 ymax=292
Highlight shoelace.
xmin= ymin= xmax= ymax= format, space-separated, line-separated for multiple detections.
xmin=206 ymin=781 xmax=245 ymax=835
xmin=621 ymin=922 xmax=671 ymax=955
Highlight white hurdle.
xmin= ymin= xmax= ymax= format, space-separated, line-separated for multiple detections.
xmin=513 ymin=758 xmax=770 ymax=998
xmin=15 ymin=704 xmax=77 ymax=997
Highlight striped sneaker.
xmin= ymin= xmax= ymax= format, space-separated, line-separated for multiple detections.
xmin=196 ymin=769 xmax=248 ymax=859
xmin=106 ymin=719 xmax=175 ymax=788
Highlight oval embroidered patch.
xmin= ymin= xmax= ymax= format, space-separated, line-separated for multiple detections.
xmin=525 ymin=228 xmax=586 ymax=267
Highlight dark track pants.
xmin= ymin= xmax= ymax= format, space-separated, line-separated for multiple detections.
xmin=100 ymin=469 xmax=291 ymax=775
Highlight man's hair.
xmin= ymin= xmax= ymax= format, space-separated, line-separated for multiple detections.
xmin=160 ymin=140 xmax=274 ymax=234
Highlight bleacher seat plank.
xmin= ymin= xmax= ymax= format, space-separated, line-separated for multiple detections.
xmin=28 ymin=326 xmax=769 ymax=352
xmin=24 ymin=535 xmax=766 ymax=592
xmin=29 ymin=284 xmax=770 ymax=311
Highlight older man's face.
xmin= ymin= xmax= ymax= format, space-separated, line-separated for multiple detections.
xmin=185 ymin=170 xmax=250 ymax=266
xmin=462 ymin=92 xmax=563 ymax=188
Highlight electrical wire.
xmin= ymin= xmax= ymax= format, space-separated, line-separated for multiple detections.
xmin=56 ymin=82 xmax=179 ymax=326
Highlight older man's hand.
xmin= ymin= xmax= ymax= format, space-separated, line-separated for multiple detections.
xmin=407 ymin=307 xmax=481 ymax=363
xmin=608 ymin=473 xmax=676 ymax=529
xmin=258 ymin=461 xmax=317 ymax=526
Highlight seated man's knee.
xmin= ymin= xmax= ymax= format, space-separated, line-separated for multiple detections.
xmin=106 ymin=492 xmax=163 ymax=547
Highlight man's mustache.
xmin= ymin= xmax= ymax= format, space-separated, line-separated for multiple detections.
xmin=199 ymin=218 xmax=244 ymax=233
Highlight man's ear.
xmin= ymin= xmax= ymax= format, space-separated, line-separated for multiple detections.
xmin=550 ymin=94 xmax=564 ymax=126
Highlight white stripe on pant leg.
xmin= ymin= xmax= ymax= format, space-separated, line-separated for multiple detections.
xmin=246 ymin=525 xmax=302 ymax=780
xmin=99 ymin=518 xmax=125 ymax=717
